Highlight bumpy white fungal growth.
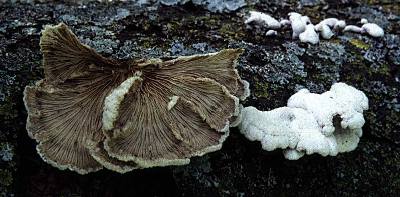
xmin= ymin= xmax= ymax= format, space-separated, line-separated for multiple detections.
xmin=301 ymin=16 xmax=311 ymax=25
xmin=283 ymin=149 xmax=305 ymax=160
xmin=244 ymin=10 xmax=384 ymax=41
xmin=320 ymin=24 xmax=334 ymax=39
xmin=315 ymin=18 xmax=345 ymax=34
xmin=288 ymin=83 xmax=368 ymax=136
xmin=239 ymin=106 xmax=339 ymax=159
xmin=289 ymin=12 xmax=306 ymax=39
xmin=361 ymin=18 xmax=368 ymax=24
xmin=288 ymin=12 xmax=302 ymax=20
xmin=266 ymin=30 xmax=278 ymax=36
xmin=102 ymin=72 xmax=142 ymax=131
xmin=245 ymin=11 xmax=281 ymax=29
xmin=299 ymin=24 xmax=319 ymax=44
xmin=238 ymin=83 xmax=368 ymax=160
xmin=344 ymin=23 xmax=384 ymax=38
xmin=315 ymin=18 xmax=338 ymax=30
xmin=240 ymin=80 xmax=251 ymax=101
xmin=362 ymin=23 xmax=384 ymax=37
xmin=334 ymin=20 xmax=346 ymax=30
xmin=280 ymin=19 xmax=291 ymax=26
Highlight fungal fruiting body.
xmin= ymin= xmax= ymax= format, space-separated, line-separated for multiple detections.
xmin=266 ymin=30 xmax=278 ymax=36
xmin=344 ymin=23 xmax=384 ymax=37
xmin=289 ymin=12 xmax=306 ymax=39
xmin=299 ymin=24 xmax=319 ymax=44
xmin=239 ymin=83 xmax=368 ymax=160
xmin=314 ymin=18 xmax=345 ymax=39
xmin=23 ymin=23 xmax=249 ymax=174
xmin=319 ymin=24 xmax=334 ymax=39
xmin=279 ymin=19 xmax=291 ymax=26
xmin=245 ymin=11 xmax=281 ymax=29
xmin=245 ymin=10 xmax=385 ymax=43
xmin=314 ymin=18 xmax=346 ymax=31
xmin=360 ymin=18 xmax=368 ymax=24
xmin=361 ymin=23 xmax=384 ymax=37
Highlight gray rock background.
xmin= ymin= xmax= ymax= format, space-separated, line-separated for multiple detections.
xmin=0 ymin=0 xmax=399 ymax=196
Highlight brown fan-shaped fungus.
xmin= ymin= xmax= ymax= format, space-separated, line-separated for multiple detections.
xmin=23 ymin=23 xmax=249 ymax=174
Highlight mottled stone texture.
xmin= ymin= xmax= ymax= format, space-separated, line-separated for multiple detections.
xmin=0 ymin=0 xmax=399 ymax=196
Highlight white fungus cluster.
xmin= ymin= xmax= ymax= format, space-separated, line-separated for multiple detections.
xmin=245 ymin=11 xmax=281 ymax=30
xmin=344 ymin=19 xmax=385 ymax=38
xmin=245 ymin=11 xmax=385 ymax=44
xmin=238 ymin=83 xmax=369 ymax=160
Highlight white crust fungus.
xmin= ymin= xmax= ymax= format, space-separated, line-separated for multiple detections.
xmin=244 ymin=10 xmax=384 ymax=43
xmin=245 ymin=11 xmax=281 ymax=29
xmin=314 ymin=18 xmax=345 ymax=30
xmin=289 ymin=12 xmax=306 ymax=39
xmin=320 ymin=24 xmax=334 ymax=39
xmin=360 ymin=18 xmax=368 ymax=24
xmin=299 ymin=24 xmax=319 ymax=44
xmin=344 ymin=23 xmax=384 ymax=37
xmin=266 ymin=30 xmax=278 ymax=36
xmin=240 ymin=80 xmax=251 ymax=101
xmin=334 ymin=20 xmax=346 ymax=30
xmin=279 ymin=19 xmax=291 ymax=26
xmin=361 ymin=23 xmax=384 ymax=37
xmin=314 ymin=18 xmax=346 ymax=39
xmin=238 ymin=83 xmax=368 ymax=160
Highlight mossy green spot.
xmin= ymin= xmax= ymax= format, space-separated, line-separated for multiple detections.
xmin=349 ymin=39 xmax=370 ymax=50
xmin=0 ymin=169 xmax=13 ymax=187
xmin=254 ymin=82 xmax=270 ymax=98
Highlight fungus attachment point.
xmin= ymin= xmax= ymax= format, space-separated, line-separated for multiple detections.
xmin=24 ymin=23 xmax=249 ymax=174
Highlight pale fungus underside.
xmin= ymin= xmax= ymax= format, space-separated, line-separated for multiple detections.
xmin=23 ymin=23 xmax=249 ymax=174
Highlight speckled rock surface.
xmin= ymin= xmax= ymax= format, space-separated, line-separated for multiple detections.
xmin=0 ymin=1 xmax=399 ymax=196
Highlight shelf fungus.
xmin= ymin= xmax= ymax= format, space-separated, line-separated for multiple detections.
xmin=23 ymin=23 xmax=249 ymax=174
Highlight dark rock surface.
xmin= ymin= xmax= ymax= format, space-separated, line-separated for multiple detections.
xmin=0 ymin=0 xmax=399 ymax=196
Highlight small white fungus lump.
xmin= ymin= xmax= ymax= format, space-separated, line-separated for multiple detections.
xmin=344 ymin=23 xmax=384 ymax=37
xmin=299 ymin=24 xmax=319 ymax=44
xmin=245 ymin=11 xmax=281 ymax=29
xmin=361 ymin=23 xmax=384 ymax=37
xmin=289 ymin=12 xmax=306 ymax=39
